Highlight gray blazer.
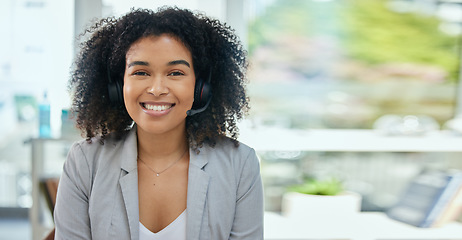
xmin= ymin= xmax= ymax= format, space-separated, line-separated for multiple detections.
xmin=54 ymin=128 xmax=264 ymax=240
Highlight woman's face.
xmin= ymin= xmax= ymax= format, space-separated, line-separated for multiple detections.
xmin=123 ymin=34 xmax=195 ymax=136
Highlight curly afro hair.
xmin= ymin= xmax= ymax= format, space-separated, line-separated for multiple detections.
xmin=69 ymin=7 xmax=250 ymax=149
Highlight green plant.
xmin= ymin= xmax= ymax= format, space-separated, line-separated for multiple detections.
xmin=288 ymin=178 xmax=344 ymax=196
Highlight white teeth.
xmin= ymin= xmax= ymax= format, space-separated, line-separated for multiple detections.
xmin=144 ymin=104 xmax=172 ymax=111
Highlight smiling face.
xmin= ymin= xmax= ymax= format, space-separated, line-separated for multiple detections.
xmin=123 ymin=34 xmax=195 ymax=137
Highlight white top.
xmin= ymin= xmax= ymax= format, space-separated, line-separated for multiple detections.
xmin=139 ymin=210 xmax=187 ymax=240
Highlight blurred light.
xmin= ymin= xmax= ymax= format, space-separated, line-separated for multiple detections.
xmin=373 ymin=114 xmax=440 ymax=136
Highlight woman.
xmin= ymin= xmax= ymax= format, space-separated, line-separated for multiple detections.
xmin=54 ymin=7 xmax=264 ymax=240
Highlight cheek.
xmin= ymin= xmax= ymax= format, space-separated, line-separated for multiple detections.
xmin=186 ymin=82 xmax=196 ymax=105
xmin=122 ymin=80 xmax=139 ymax=109
xmin=122 ymin=83 xmax=130 ymax=101
xmin=122 ymin=84 xmax=130 ymax=104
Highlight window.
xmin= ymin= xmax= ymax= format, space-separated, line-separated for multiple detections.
xmin=246 ymin=0 xmax=461 ymax=130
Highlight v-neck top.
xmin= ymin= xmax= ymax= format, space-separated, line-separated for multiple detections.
xmin=139 ymin=209 xmax=187 ymax=240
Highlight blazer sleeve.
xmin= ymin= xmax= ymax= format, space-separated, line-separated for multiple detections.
xmin=230 ymin=148 xmax=264 ymax=240
xmin=54 ymin=142 xmax=92 ymax=239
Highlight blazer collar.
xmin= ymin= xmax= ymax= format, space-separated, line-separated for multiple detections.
xmin=118 ymin=127 xmax=140 ymax=240
xmin=186 ymin=147 xmax=210 ymax=240
xmin=120 ymin=127 xmax=138 ymax=173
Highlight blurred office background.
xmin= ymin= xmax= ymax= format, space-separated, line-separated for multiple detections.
xmin=1 ymin=0 xmax=462 ymax=239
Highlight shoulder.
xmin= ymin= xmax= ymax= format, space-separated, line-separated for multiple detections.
xmin=203 ymin=137 xmax=257 ymax=161
xmin=197 ymin=137 xmax=260 ymax=176
xmin=66 ymin=129 xmax=136 ymax=175
xmin=69 ymin=133 xmax=122 ymax=162
xmin=197 ymin=138 xmax=263 ymax=205
xmin=72 ymin=129 xmax=133 ymax=155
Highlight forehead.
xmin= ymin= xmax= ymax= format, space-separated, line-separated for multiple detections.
xmin=126 ymin=34 xmax=192 ymax=62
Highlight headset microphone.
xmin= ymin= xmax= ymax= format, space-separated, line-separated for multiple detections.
xmin=186 ymin=96 xmax=212 ymax=116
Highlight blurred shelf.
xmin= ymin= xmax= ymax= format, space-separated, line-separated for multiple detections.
xmin=240 ymin=128 xmax=462 ymax=152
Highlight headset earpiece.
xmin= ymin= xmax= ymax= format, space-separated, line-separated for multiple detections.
xmin=108 ymin=80 xmax=123 ymax=105
xmin=187 ymin=71 xmax=212 ymax=116
xmin=192 ymin=72 xmax=212 ymax=109
xmin=107 ymin=64 xmax=124 ymax=105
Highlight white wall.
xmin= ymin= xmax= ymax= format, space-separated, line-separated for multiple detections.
xmin=105 ymin=0 xmax=227 ymax=21
xmin=0 ymin=0 xmax=74 ymax=136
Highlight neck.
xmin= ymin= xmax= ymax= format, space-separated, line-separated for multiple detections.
xmin=136 ymin=126 xmax=189 ymax=163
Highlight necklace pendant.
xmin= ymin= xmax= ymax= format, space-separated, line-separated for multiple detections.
xmin=156 ymin=173 xmax=160 ymax=177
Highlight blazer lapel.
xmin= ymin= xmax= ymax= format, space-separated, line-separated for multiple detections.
xmin=187 ymin=148 xmax=210 ymax=240
xmin=119 ymin=171 xmax=139 ymax=240
xmin=118 ymin=129 xmax=139 ymax=240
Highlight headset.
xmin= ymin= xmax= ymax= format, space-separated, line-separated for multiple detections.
xmin=187 ymin=71 xmax=212 ymax=116
xmin=107 ymin=64 xmax=124 ymax=106
xmin=107 ymin=66 xmax=212 ymax=116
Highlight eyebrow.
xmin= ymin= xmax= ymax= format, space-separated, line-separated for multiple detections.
xmin=168 ymin=60 xmax=190 ymax=68
xmin=127 ymin=61 xmax=149 ymax=68
xmin=127 ymin=59 xmax=191 ymax=68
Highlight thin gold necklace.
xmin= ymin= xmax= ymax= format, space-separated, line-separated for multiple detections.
xmin=138 ymin=148 xmax=188 ymax=177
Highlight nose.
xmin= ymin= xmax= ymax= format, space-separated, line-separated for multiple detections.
xmin=146 ymin=76 xmax=169 ymax=96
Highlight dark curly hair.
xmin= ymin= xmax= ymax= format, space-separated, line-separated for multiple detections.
xmin=69 ymin=7 xmax=250 ymax=149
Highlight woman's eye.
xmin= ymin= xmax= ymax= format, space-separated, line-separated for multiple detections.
xmin=168 ymin=71 xmax=184 ymax=76
xmin=133 ymin=71 xmax=148 ymax=76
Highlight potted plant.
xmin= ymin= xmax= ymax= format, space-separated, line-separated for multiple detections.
xmin=282 ymin=177 xmax=362 ymax=220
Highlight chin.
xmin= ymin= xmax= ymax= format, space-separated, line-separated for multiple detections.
xmin=136 ymin=121 xmax=187 ymax=136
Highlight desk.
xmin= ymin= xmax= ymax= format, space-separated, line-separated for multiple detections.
xmin=264 ymin=211 xmax=462 ymax=239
